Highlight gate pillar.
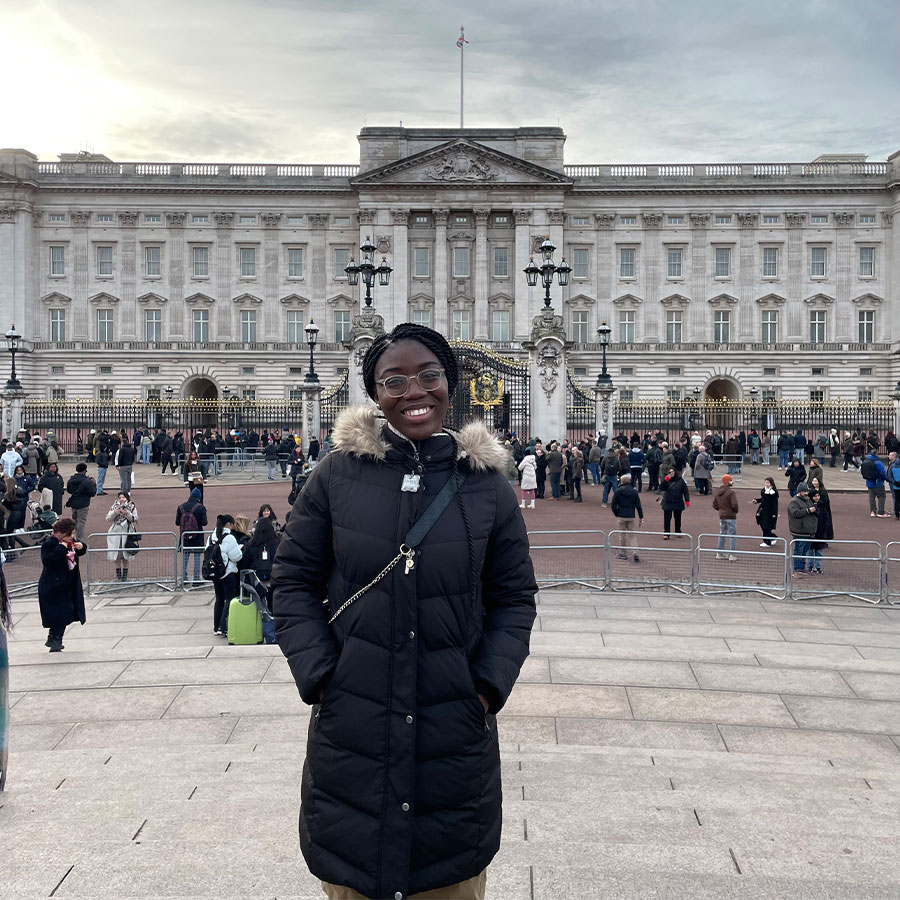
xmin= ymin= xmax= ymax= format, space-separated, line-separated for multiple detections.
xmin=302 ymin=383 xmax=322 ymax=452
xmin=594 ymin=381 xmax=616 ymax=444
xmin=2 ymin=387 xmax=26 ymax=439
xmin=347 ymin=308 xmax=386 ymax=407
xmin=523 ymin=308 xmax=570 ymax=443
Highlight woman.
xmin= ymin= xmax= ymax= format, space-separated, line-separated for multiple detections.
xmin=38 ymin=517 xmax=86 ymax=652
xmin=182 ymin=450 xmax=203 ymax=483
xmin=1 ymin=475 xmax=27 ymax=552
xmin=534 ymin=441 xmax=547 ymax=499
xmin=786 ymin=459 xmax=807 ymax=497
xmin=518 ymin=447 xmax=537 ymax=508
xmin=208 ymin=514 xmax=243 ymax=635
xmin=569 ymin=446 xmax=584 ymax=502
xmin=0 ymin=550 xmax=11 ymax=789
xmin=255 ymin=503 xmax=282 ymax=537
xmin=289 ymin=445 xmax=306 ymax=496
xmin=243 ymin=516 xmax=280 ymax=611
xmin=660 ymin=467 xmax=690 ymax=539
xmin=232 ymin=515 xmax=253 ymax=550
xmin=37 ymin=462 xmax=65 ymax=515
xmin=106 ymin=491 xmax=138 ymax=582
xmin=752 ymin=477 xmax=779 ymax=547
xmin=808 ymin=478 xmax=833 ymax=575
xmin=272 ymin=323 xmax=537 ymax=900
xmin=13 ymin=464 xmax=35 ymax=499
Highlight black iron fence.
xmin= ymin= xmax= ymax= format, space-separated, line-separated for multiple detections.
xmin=566 ymin=369 xmax=594 ymax=440
xmin=320 ymin=371 xmax=349 ymax=435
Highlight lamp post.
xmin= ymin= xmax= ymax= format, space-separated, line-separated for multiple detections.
xmin=4 ymin=324 xmax=22 ymax=391
xmin=165 ymin=385 xmax=174 ymax=402
xmin=304 ymin=318 xmax=320 ymax=384
xmin=345 ymin=236 xmax=392 ymax=308
xmin=749 ymin=385 xmax=760 ymax=436
xmin=594 ymin=321 xmax=615 ymax=440
xmin=524 ymin=238 xmax=571 ymax=309
xmin=690 ymin=386 xmax=702 ymax=432
xmin=596 ymin=321 xmax=612 ymax=389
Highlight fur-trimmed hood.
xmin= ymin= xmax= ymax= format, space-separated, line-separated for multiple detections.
xmin=331 ymin=405 xmax=510 ymax=473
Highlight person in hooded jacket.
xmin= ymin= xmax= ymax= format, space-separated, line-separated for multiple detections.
xmin=786 ymin=459 xmax=807 ymax=497
xmin=807 ymin=478 xmax=833 ymax=574
xmin=660 ymin=468 xmax=690 ymax=538
xmin=272 ymin=323 xmax=537 ymax=900
xmin=517 ymin=449 xmax=537 ymax=508
xmin=752 ymin=477 xmax=780 ymax=547
xmin=38 ymin=517 xmax=86 ymax=652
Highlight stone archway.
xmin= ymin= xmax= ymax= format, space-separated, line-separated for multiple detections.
xmin=180 ymin=376 xmax=220 ymax=436
xmin=704 ymin=377 xmax=740 ymax=401
xmin=182 ymin=376 xmax=219 ymax=401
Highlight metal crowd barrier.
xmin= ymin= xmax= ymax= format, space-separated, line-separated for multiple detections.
xmin=696 ymin=533 xmax=788 ymax=600
xmin=180 ymin=529 xmax=214 ymax=591
xmin=85 ymin=530 xmax=179 ymax=595
xmin=606 ymin=529 xmax=694 ymax=594
xmin=788 ymin=538 xmax=884 ymax=605
xmin=3 ymin=542 xmax=48 ymax=596
xmin=527 ymin=530 xmax=605 ymax=589
xmin=884 ymin=542 xmax=900 ymax=606
xmin=714 ymin=454 xmax=744 ymax=480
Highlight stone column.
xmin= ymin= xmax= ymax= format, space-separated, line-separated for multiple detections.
xmin=1 ymin=387 xmax=26 ymax=439
xmin=474 ymin=207 xmax=490 ymax=340
xmin=513 ymin=208 xmax=534 ymax=339
xmin=167 ymin=212 xmax=186 ymax=338
xmin=833 ymin=211 xmax=854 ymax=341
xmin=119 ymin=211 xmax=139 ymax=339
xmin=308 ymin=213 xmax=329 ymax=325
xmin=261 ymin=212 xmax=282 ymax=339
xmin=642 ymin=213 xmax=662 ymax=341
xmin=594 ymin=382 xmax=615 ymax=442
xmin=596 ymin=214 xmax=615 ymax=327
xmin=71 ymin=210 xmax=91 ymax=338
xmin=433 ymin=209 xmax=449 ymax=334
xmin=689 ymin=214 xmax=709 ymax=340
xmin=347 ymin=308 xmax=386 ymax=407
xmin=302 ymin=381 xmax=322 ymax=453
xmin=0 ymin=208 xmax=16 ymax=334
xmin=737 ymin=213 xmax=757 ymax=340
xmin=390 ymin=209 xmax=409 ymax=328
xmin=785 ymin=213 xmax=806 ymax=339
xmin=522 ymin=307 xmax=569 ymax=443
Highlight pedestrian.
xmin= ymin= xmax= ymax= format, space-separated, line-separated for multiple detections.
xmin=278 ymin=433 xmax=295 ymax=478
xmin=176 ymin=487 xmax=207 ymax=586
xmin=1 ymin=476 xmax=28 ymax=552
xmin=255 ymin=503 xmax=282 ymax=537
xmin=861 ymin=450 xmax=890 ymax=517
xmin=786 ymin=459 xmax=807 ymax=497
xmin=628 ymin=443 xmax=645 ymax=492
xmin=776 ymin=432 xmax=793 ymax=469
xmin=814 ymin=432 xmax=828 ymax=466
xmin=569 ymin=447 xmax=583 ymax=502
xmin=0 ymin=550 xmax=10 ymax=790
xmin=806 ymin=457 xmax=825 ymax=491
xmin=600 ymin=445 xmax=618 ymax=507
xmin=587 ymin=440 xmax=603 ymax=487
xmin=828 ymin=429 xmax=840 ymax=468
xmin=271 ymin=322 xmax=537 ymax=900
xmin=610 ymin=473 xmax=643 ymax=562
xmin=0 ymin=443 xmax=22 ymax=478
xmin=712 ymin=473 xmax=739 ymax=560
xmin=307 ymin=435 xmax=320 ymax=463
xmin=761 ymin=430 xmax=771 ymax=466
xmin=693 ymin=444 xmax=714 ymax=495
xmin=547 ymin=441 xmax=564 ymax=500
xmin=659 ymin=467 xmax=690 ymax=539
xmin=38 ymin=517 xmax=87 ymax=652
xmin=22 ymin=439 xmax=40 ymax=479
xmin=518 ymin=448 xmax=537 ymax=509
xmin=208 ymin=514 xmax=243 ymax=635
xmin=534 ymin=441 xmax=547 ymax=499
xmin=264 ymin=438 xmax=279 ymax=481
xmin=105 ymin=491 xmax=139 ymax=582
xmin=243 ymin=516 xmax=280 ymax=612
xmin=64 ymin=462 xmax=96 ymax=544
xmin=660 ymin=442 xmax=675 ymax=477
xmin=747 ymin=429 xmax=761 ymax=465
xmin=37 ymin=462 xmax=64 ymax=515
xmin=794 ymin=429 xmax=806 ymax=465
xmin=114 ymin=440 xmax=136 ymax=493
xmin=886 ymin=451 xmax=900 ymax=519
xmin=787 ymin=486 xmax=818 ymax=576
xmin=646 ymin=441 xmax=662 ymax=492
xmin=808 ymin=479 xmax=833 ymax=575
xmin=841 ymin=432 xmax=856 ymax=471
xmin=752 ymin=477 xmax=780 ymax=547
xmin=140 ymin=428 xmax=153 ymax=465
xmin=289 ymin=445 xmax=307 ymax=496
xmin=160 ymin=430 xmax=178 ymax=475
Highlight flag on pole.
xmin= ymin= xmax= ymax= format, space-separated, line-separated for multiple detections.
xmin=457 ymin=26 xmax=467 ymax=49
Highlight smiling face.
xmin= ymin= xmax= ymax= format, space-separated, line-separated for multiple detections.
xmin=374 ymin=339 xmax=449 ymax=442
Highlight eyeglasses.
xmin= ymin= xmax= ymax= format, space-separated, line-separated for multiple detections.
xmin=375 ymin=368 xmax=445 ymax=398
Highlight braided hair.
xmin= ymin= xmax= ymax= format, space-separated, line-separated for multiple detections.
xmin=361 ymin=323 xmax=459 ymax=400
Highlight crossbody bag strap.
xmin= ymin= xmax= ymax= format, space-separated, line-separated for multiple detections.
xmin=327 ymin=470 xmax=467 ymax=624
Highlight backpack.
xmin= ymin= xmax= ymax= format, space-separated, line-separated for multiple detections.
xmin=860 ymin=458 xmax=878 ymax=481
xmin=817 ymin=436 xmax=827 ymax=450
xmin=201 ymin=539 xmax=227 ymax=581
xmin=180 ymin=505 xmax=201 ymax=546
xmin=703 ymin=454 xmax=715 ymax=471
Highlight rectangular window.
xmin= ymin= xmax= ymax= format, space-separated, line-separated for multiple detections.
xmin=286 ymin=311 xmax=304 ymax=343
xmin=811 ymin=366 xmax=825 ymax=376
xmin=666 ymin=310 xmax=683 ymax=344
xmin=859 ymin=246 xmax=874 ymax=277
xmin=570 ymin=310 xmax=589 ymax=343
xmin=333 ymin=248 xmax=350 ymax=278
xmin=620 ymin=367 xmax=635 ymax=377
xmin=667 ymin=216 xmax=684 ymax=225
xmin=240 ymin=247 xmax=256 ymax=277
xmin=762 ymin=389 xmax=777 ymax=403
xmin=763 ymin=367 xmax=777 ymax=376
xmin=50 ymin=309 xmax=66 ymax=341
xmin=97 ymin=214 xmax=113 ymax=223
xmin=619 ymin=389 xmax=635 ymax=402
xmin=492 ymin=247 xmax=509 ymax=278
xmin=242 ymin=389 xmax=256 ymax=401
xmin=289 ymin=389 xmax=303 ymax=402
xmin=239 ymin=216 xmax=256 ymax=225
xmin=146 ymin=389 xmax=160 ymax=401
xmin=146 ymin=366 xmax=160 ymax=374
xmin=858 ymin=309 xmax=875 ymax=343
xmin=620 ymin=216 xmax=637 ymax=225
xmin=413 ymin=247 xmax=430 ymax=278
xmin=454 ymin=215 xmax=469 ymax=224
xmin=451 ymin=309 xmax=470 ymax=340
xmin=493 ymin=214 xmax=509 ymax=225
xmin=491 ymin=310 xmax=510 ymax=341
xmin=413 ymin=214 xmax=430 ymax=225
xmin=571 ymin=216 xmax=590 ymax=226
xmin=572 ymin=248 xmax=589 ymax=279
xmin=453 ymin=247 xmax=470 ymax=278
xmin=667 ymin=367 xmax=682 ymax=377
xmin=97 ymin=309 xmax=113 ymax=343
xmin=192 ymin=309 xmax=209 ymax=343
xmin=810 ymin=247 xmax=826 ymax=277
xmin=51 ymin=364 xmax=64 ymax=375
xmin=859 ymin=214 xmax=876 ymax=225
xmin=715 ymin=215 xmax=732 ymax=225
xmin=97 ymin=245 xmax=113 ymax=276
xmin=412 ymin=308 xmax=431 ymax=328
xmin=858 ymin=389 xmax=874 ymax=402
xmin=811 ymin=214 xmax=827 ymax=225
xmin=145 ymin=246 xmax=161 ymax=277
xmin=240 ymin=309 xmax=257 ymax=343
xmin=192 ymin=215 xmax=209 ymax=224
xmin=51 ymin=388 xmax=66 ymax=400
xmin=713 ymin=310 xmax=731 ymax=343
xmin=810 ymin=310 xmax=826 ymax=343
xmin=287 ymin=247 xmax=303 ymax=278
xmin=667 ymin=248 xmax=683 ymax=278
xmin=667 ymin=389 xmax=682 ymax=401
xmin=287 ymin=215 xmax=303 ymax=225
xmin=714 ymin=247 xmax=731 ymax=277
xmin=859 ymin=366 xmax=873 ymax=377
xmin=334 ymin=310 xmax=350 ymax=343
xmin=810 ymin=389 xmax=825 ymax=403
xmin=763 ymin=215 xmax=780 ymax=224
xmin=619 ymin=248 xmax=635 ymax=278
xmin=761 ymin=310 xmax=778 ymax=343
xmin=49 ymin=245 xmax=65 ymax=276
xmin=192 ymin=246 xmax=209 ymax=277
xmin=144 ymin=214 xmax=161 ymax=224
xmin=618 ymin=310 xmax=635 ymax=343
xmin=144 ymin=309 xmax=162 ymax=343
xmin=99 ymin=387 xmax=114 ymax=401
xmin=49 ymin=213 xmax=66 ymax=223
xmin=762 ymin=247 xmax=778 ymax=277
xmin=334 ymin=216 xmax=350 ymax=226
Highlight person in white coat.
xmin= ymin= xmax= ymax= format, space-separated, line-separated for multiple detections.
xmin=518 ymin=452 xmax=538 ymax=508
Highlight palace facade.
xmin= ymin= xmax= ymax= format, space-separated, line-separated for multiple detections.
xmin=0 ymin=126 xmax=898 ymax=409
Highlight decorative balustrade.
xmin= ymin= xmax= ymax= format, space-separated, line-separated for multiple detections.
xmin=563 ymin=161 xmax=890 ymax=180
xmin=36 ymin=161 xmax=361 ymax=180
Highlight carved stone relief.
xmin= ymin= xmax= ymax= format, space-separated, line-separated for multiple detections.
xmin=214 ymin=212 xmax=233 ymax=228
xmin=166 ymin=212 xmax=186 ymax=227
xmin=358 ymin=209 xmax=377 ymax=225
xmin=537 ymin=343 xmax=562 ymax=401
xmin=307 ymin=214 xmax=328 ymax=229
xmin=424 ymin=153 xmax=497 ymax=182
xmin=261 ymin=212 xmax=281 ymax=228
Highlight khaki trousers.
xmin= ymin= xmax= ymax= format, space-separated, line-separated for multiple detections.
xmin=617 ymin=516 xmax=638 ymax=548
xmin=323 ymin=869 xmax=486 ymax=899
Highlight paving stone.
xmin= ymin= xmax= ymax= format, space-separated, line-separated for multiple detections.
xmin=726 ymin=639 xmax=864 ymax=659
xmin=7 ymin=636 xmax=123 ymax=654
xmin=779 ymin=626 xmax=900 ymax=649
xmin=550 ymin=658 xmax=699 ymax=688
xmin=556 ymin=717 xmax=726 ymax=751
xmin=226 ymin=714 xmax=307 ymax=745
xmin=627 ymin=687 xmax=795 ymax=727
xmin=539 ymin=616 xmax=661 ymax=634
xmin=138 ymin=604 xmax=212 ymax=620
xmin=207 ymin=643 xmax=282 ymax=658
xmin=857 ymin=646 xmax=900 ymax=661
xmin=753 ymin=651 xmax=900 ymax=675
xmin=592 ymin=605 xmax=715 ymax=622
xmin=112 ymin=632 xmax=220 ymax=649
xmin=534 ymin=603 xmax=598 ymax=618
xmin=782 ymin=695 xmax=900 ymax=735
xmin=495 ymin=715 xmax=558 ymax=744
xmin=659 ymin=622 xmax=786 ymax=641
xmin=112 ymin=657 xmax=272 ymax=687
xmin=12 ymin=685 xmax=180 ymax=724
xmin=708 ymin=609 xmax=840 ymax=629
xmin=650 ymin=595 xmax=766 ymax=612
xmin=761 ymin=600 xmax=889 ymax=620
xmin=719 ymin=724 xmax=900 ymax=762
xmin=6 ymin=722 xmax=74 ymax=750
xmin=691 ymin=663 xmax=855 ymax=697
xmin=603 ymin=634 xmax=733 ymax=653
xmin=840 ymin=671 xmax=900 ymax=700
xmin=56 ymin=716 xmax=240 ymax=748
xmin=504 ymin=683 xmax=631 ymax=719
xmin=7 ymin=661 xmax=130 ymax=691
xmin=162 ymin=682 xmax=303 ymax=718
xmin=653 ymin=873 xmax=900 ymax=900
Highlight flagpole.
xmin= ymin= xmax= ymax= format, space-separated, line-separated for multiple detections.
xmin=460 ymin=25 xmax=464 ymax=128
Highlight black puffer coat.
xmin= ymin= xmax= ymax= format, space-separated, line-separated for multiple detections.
xmin=38 ymin=535 xmax=86 ymax=630
xmin=272 ymin=407 xmax=537 ymax=899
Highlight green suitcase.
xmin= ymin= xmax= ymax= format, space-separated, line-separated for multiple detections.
xmin=226 ymin=595 xmax=263 ymax=645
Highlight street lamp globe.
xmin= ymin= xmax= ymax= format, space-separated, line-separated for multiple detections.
xmin=4 ymin=323 xmax=22 ymax=391
xmin=597 ymin=321 xmax=611 ymax=346
xmin=539 ymin=238 xmax=556 ymax=261
xmin=523 ymin=257 xmax=540 ymax=288
xmin=555 ymin=257 xmax=572 ymax=287
xmin=304 ymin=318 xmax=320 ymax=384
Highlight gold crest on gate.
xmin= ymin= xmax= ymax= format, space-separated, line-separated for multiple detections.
xmin=469 ymin=374 xmax=504 ymax=408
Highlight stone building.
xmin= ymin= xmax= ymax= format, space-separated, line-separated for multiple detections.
xmin=0 ymin=126 xmax=897 ymax=424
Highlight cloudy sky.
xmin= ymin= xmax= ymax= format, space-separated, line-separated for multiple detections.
xmin=2 ymin=0 xmax=898 ymax=164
